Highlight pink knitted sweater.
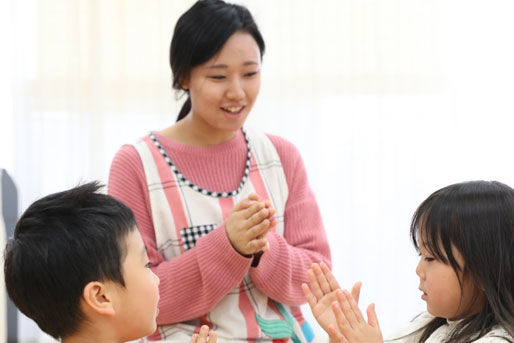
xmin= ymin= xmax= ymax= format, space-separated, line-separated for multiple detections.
xmin=108 ymin=129 xmax=331 ymax=326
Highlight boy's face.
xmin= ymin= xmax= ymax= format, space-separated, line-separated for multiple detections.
xmin=111 ymin=229 xmax=160 ymax=341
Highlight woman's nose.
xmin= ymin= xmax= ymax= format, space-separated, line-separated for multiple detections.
xmin=226 ymin=78 xmax=244 ymax=100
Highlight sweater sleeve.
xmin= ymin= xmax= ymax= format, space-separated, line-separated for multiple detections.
xmin=248 ymin=134 xmax=332 ymax=305
xmin=108 ymin=145 xmax=252 ymax=325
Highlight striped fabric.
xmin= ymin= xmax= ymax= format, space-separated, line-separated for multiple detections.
xmin=132 ymin=128 xmax=306 ymax=343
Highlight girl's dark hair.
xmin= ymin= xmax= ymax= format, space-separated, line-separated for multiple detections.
xmin=410 ymin=181 xmax=514 ymax=342
xmin=170 ymin=0 xmax=265 ymax=121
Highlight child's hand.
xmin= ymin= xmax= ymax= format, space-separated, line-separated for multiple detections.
xmin=328 ymin=290 xmax=382 ymax=343
xmin=226 ymin=194 xmax=276 ymax=255
xmin=190 ymin=325 xmax=217 ymax=343
xmin=302 ymin=263 xmax=362 ymax=337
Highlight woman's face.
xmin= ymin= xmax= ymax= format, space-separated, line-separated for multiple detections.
xmin=182 ymin=31 xmax=262 ymax=142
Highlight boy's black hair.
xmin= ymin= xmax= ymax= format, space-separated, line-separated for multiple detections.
xmin=170 ymin=0 xmax=265 ymax=121
xmin=3 ymin=182 xmax=137 ymax=339
xmin=410 ymin=180 xmax=514 ymax=342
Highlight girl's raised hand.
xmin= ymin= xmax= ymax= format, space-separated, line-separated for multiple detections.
xmin=190 ymin=325 xmax=217 ymax=343
xmin=328 ymin=290 xmax=382 ymax=343
xmin=225 ymin=194 xmax=275 ymax=255
xmin=302 ymin=263 xmax=362 ymax=337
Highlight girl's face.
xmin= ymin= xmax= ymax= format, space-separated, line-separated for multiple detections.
xmin=416 ymin=239 xmax=483 ymax=320
xmin=181 ymin=31 xmax=261 ymax=143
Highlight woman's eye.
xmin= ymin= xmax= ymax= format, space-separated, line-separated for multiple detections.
xmin=209 ymin=75 xmax=226 ymax=80
xmin=245 ymin=71 xmax=258 ymax=77
xmin=145 ymin=262 xmax=153 ymax=268
xmin=424 ymin=257 xmax=434 ymax=262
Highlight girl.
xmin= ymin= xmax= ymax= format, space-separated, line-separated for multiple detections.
xmin=108 ymin=0 xmax=331 ymax=342
xmin=303 ymin=181 xmax=514 ymax=342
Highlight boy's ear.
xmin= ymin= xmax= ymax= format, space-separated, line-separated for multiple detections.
xmin=82 ymin=281 xmax=116 ymax=317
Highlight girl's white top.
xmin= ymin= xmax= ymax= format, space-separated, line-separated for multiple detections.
xmin=386 ymin=312 xmax=512 ymax=342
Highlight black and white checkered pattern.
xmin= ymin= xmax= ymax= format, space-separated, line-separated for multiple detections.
xmin=180 ymin=224 xmax=216 ymax=250
xmin=149 ymin=128 xmax=252 ymax=198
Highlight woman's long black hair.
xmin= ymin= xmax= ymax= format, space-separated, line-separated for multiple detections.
xmin=169 ymin=0 xmax=265 ymax=122
xmin=410 ymin=180 xmax=514 ymax=342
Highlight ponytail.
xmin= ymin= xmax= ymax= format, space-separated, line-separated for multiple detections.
xmin=176 ymin=96 xmax=191 ymax=122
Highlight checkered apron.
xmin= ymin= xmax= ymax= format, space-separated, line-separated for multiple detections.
xmin=132 ymin=128 xmax=308 ymax=343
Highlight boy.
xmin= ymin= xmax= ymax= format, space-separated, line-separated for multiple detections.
xmin=3 ymin=182 xmax=216 ymax=343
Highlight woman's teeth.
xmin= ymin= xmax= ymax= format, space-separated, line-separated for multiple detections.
xmin=224 ymin=106 xmax=243 ymax=113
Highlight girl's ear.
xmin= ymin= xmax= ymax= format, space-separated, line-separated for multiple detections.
xmin=82 ymin=281 xmax=116 ymax=317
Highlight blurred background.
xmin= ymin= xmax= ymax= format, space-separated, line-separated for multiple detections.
xmin=1 ymin=0 xmax=514 ymax=342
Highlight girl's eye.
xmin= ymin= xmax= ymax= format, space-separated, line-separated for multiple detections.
xmin=209 ymin=75 xmax=226 ymax=80
xmin=145 ymin=262 xmax=153 ymax=268
xmin=424 ymin=257 xmax=435 ymax=262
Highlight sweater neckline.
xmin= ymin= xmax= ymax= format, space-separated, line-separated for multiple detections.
xmin=148 ymin=127 xmax=252 ymax=198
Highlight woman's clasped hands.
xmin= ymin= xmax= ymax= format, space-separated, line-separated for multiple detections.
xmin=225 ymin=193 xmax=277 ymax=256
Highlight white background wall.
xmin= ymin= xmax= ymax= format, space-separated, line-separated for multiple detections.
xmin=1 ymin=1 xmax=514 ymax=342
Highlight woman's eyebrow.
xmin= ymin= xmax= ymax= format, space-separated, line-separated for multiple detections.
xmin=205 ymin=61 xmax=259 ymax=69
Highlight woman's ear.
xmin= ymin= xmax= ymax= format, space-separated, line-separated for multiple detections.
xmin=180 ymin=75 xmax=190 ymax=90
xmin=82 ymin=281 xmax=116 ymax=317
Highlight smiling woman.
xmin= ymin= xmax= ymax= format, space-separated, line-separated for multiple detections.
xmin=107 ymin=1 xmax=331 ymax=342
xmin=165 ymin=31 xmax=262 ymax=145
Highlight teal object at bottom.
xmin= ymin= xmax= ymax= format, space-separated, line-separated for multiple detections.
xmin=301 ymin=321 xmax=315 ymax=342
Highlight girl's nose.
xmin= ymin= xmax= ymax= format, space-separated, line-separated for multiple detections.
xmin=415 ymin=259 xmax=424 ymax=279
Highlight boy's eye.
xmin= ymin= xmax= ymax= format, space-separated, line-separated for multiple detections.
xmin=145 ymin=262 xmax=153 ymax=268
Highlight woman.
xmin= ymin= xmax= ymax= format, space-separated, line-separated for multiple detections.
xmin=108 ymin=1 xmax=331 ymax=341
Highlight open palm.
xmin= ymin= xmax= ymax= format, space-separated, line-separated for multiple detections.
xmin=302 ymin=263 xmax=361 ymax=335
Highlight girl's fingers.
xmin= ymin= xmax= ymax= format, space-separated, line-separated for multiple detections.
xmin=313 ymin=262 xmax=332 ymax=294
xmin=320 ymin=262 xmax=340 ymax=292
xmin=367 ymin=303 xmax=380 ymax=329
xmin=332 ymin=300 xmax=351 ymax=333
xmin=302 ymin=283 xmax=317 ymax=308
xmin=328 ymin=323 xmax=348 ymax=343
xmin=350 ymin=281 xmax=362 ymax=305
xmin=345 ymin=290 xmax=365 ymax=323
xmin=336 ymin=290 xmax=359 ymax=328
xmin=307 ymin=267 xmax=324 ymax=300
